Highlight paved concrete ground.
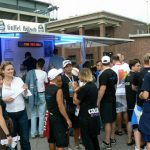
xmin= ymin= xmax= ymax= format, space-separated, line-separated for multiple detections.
xmin=18 ymin=131 xmax=135 ymax=150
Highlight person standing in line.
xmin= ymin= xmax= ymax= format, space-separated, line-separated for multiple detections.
xmin=22 ymin=52 xmax=37 ymax=71
xmin=1 ymin=61 xmax=31 ymax=150
xmin=97 ymin=56 xmax=118 ymax=149
xmin=125 ymin=59 xmax=141 ymax=145
xmin=111 ymin=55 xmax=130 ymax=136
xmin=26 ymin=58 xmax=48 ymax=138
xmin=95 ymin=60 xmax=102 ymax=88
xmin=48 ymin=47 xmax=64 ymax=70
xmin=132 ymin=53 xmax=150 ymax=150
xmin=73 ymin=68 xmax=100 ymax=150
xmin=61 ymin=60 xmax=83 ymax=150
xmin=0 ymin=72 xmax=12 ymax=150
xmin=139 ymin=71 xmax=150 ymax=150
xmin=45 ymin=68 xmax=72 ymax=150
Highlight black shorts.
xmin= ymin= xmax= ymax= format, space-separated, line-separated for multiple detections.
xmin=48 ymin=115 xmax=68 ymax=147
xmin=100 ymin=102 xmax=116 ymax=123
xmin=67 ymin=105 xmax=79 ymax=129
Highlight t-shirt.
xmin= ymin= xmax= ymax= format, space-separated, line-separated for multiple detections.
xmin=77 ymin=82 xmax=99 ymax=117
xmin=62 ymin=74 xmax=78 ymax=106
xmin=23 ymin=57 xmax=37 ymax=71
xmin=35 ymin=69 xmax=48 ymax=92
xmin=125 ymin=71 xmax=137 ymax=110
xmin=96 ymin=71 xmax=102 ymax=88
xmin=77 ymin=82 xmax=100 ymax=136
xmin=141 ymin=72 xmax=150 ymax=114
xmin=45 ymin=84 xmax=60 ymax=116
xmin=112 ymin=63 xmax=130 ymax=95
xmin=139 ymin=72 xmax=150 ymax=134
xmin=99 ymin=69 xmax=117 ymax=103
xmin=141 ymin=72 xmax=150 ymax=100
xmin=132 ymin=67 xmax=150 ymax=107
xmin=2 ymin=77 xmax=25 ymax=112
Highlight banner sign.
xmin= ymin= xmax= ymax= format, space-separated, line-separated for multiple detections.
xmin=0 ymin=19 xmax=45 ymax=33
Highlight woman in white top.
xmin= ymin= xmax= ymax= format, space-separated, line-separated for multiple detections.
xmin=1 ymin=61 xmax=31 ymax=150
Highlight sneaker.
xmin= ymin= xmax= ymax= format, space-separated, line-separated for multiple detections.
xmin=127 ymin=138 xmax=135 ymax=146
xmin=115 ymin=130 xmax=123 ymax=136
xmin=141 ymin=144 xmax=147 ymax=150
xmin=73 ymin=146 xmax=80 ymax=150
xmin=65 ymin=147 xmax=73 ymax=150
xmin=79 ymin=144 xmax=85 ymax=149
xmin=31 ymin=136 xmax=37 ymax=139
xmin=110 ymin=138 xmax=116 ymax=144
xmin=39 ymin=134 xmax=44 ymax=138
xmin=100 ymin=141 xmax=112 ymax=150
xmin=31 ymin=135 xmax=38 ymax=139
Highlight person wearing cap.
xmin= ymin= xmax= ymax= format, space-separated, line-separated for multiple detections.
xmin=111 ymin=55 xmax=130 ymax=136
xmin=61 ymin=60 xmax=82 ymax=150
xmin=45 ymin=68 xmax=72 ymax=150
xmin=97 ymin=56 xmax=117 ymax=149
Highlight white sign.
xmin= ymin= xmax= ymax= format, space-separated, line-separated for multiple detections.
xmin=0 ymin=19 xmax=45 ymax=33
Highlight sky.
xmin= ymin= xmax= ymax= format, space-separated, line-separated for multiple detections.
xmin=49 ymin=0 xmax=150 ymax=23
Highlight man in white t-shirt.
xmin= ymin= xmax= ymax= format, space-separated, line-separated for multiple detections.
xmin=111 ymin=55 xmax=130 ymax=135
xmin=31 ymin=58 xmax=48 ymax=138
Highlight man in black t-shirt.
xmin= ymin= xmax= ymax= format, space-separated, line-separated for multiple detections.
xmin=22 ymin=52 xmax=37 ymax=71
xmin=97 ymin=56 xmax=117 ymax=149
xmin=125 ymin=59 xmax=141 ymax=145
xmin=61 ymin=60 xmax=82 ymax=150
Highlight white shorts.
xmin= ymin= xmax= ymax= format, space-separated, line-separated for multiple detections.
xmin=116 ymin=95 xmax=127 ymax=113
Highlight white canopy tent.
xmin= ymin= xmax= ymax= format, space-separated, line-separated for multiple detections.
xmin=0 ymin=32 xmax=134 ymax=63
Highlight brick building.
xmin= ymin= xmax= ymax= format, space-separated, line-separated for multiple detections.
xmin=46 ymin=11 xmax=148 ymax=65
xmin=128 ymin=34 xmax=150 ymax=61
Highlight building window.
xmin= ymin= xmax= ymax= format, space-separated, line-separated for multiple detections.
xmin=86 ymin=54 xmax=94 ymax=66
xmin=68 ymin=55 xmax=77 ymax=66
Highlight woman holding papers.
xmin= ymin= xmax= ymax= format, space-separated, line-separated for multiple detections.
xmin=1 ymin=61 xmax=31 ymax=150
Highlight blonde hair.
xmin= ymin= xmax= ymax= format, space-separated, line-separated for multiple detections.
xmin=143 ymin=53 xmax=150 ymax=65
xmin=0 ymin=61 xmax=16 ymax=76
xmin=0 ymin=71 xmax=4 ymax=79
xmin=1 ymin=61 xmax=13 ymax=71
xmin=79 ymin=68 xmax=93 ymax=82
xmin=117 ymin=53 xmax=124 ymax=62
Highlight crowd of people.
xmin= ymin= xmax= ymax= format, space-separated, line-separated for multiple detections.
xmin=0 ymin=51 xmax=150 ymax=150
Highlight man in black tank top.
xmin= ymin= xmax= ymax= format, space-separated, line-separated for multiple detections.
xmin=46 ymin=68 xmax=72 ymax=150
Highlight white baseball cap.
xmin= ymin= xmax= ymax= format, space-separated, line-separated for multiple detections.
xmin=48 ymin=68 xmax=63 ymax=80
xmin=71 ymin=67 xmax=79 ymax=76
xmin=63 ymin=60 xmax=72 ymax=68
xmin=101 ymin=56 xmax=110 ymax=64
